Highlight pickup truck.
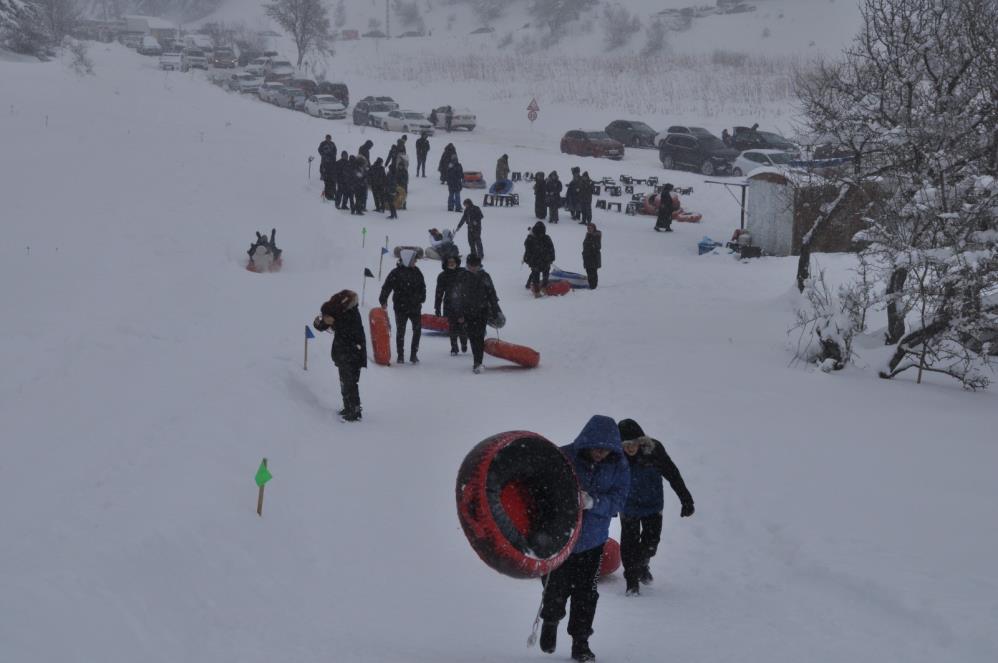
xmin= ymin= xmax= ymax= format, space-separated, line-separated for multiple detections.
xmin=159 ymin=51 xmax=183 ymax=71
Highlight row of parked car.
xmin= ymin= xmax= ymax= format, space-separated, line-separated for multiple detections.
xmin=560 ymin=120 xmax=808 ymax=177
xmin=351 ymin=99 xmax=476 ymax=134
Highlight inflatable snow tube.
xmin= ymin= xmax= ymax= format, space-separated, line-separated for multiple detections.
xmin=456 ymin=431 xmax=582 ymax=579
xmin=674 ymin=212 xmax=702 ymax=223
xmin=550 ymin=268 xmax=590 ymax=289
xmin=463 ymin=171 xmax=487 ymax=189
xmin=484 ymin=338 xmax=540 ymax=368
xmin=489 ymin=179 xmax=514 ymax=195
xmin=599 ymin=538 xmax=621 ymax=577
xmin=369 ymin=307 xmax=392 ymax=366
xmin=543 ymin=280 xmax=572 ymax=297
xmin=421 ymin=313 xmax=450 ymax=335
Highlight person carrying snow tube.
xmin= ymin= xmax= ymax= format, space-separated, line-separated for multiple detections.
xmin=379 ymin=249 xmax=425 ymax=364
xmin=435 ymin=254 xmax=468 ymax=355
xmin=312 ymin=290 xmax=367 ymax=422
xmin=617 ymin=418 xmax=694 ymax=596
xmin=538 ymin=415 xmax=630 ymax=662
xmin=524 ymin=221 xmax=556 ymax=297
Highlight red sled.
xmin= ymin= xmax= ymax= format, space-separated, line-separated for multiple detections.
xmin=484 ymin=338 xmax=540 ymax=368
xmin=369 ymin=308 xmax=392 ymax=366
xmin=543 ymin=280 xmax=572 ymax=297
xmin=421 ymin=313 xmax=450 ymax=334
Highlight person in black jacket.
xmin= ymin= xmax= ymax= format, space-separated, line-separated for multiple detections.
xmin=524 ymin=221 xmax=556 ymax=296
xmin=435 ymin=254 xmax=468 ymax=355
xmin=655 ymin=183 xmax=675 ymax=232
xmin=533 ymin=171 xmax=547 ymax=220
xmin=455 ymin=198 xmax=484 ymax=259
xmin=347 ymin=156 xmax=365 ymax=215
xmin=318 ymin=135 xmax=337 ymax=192
xmin=617 ymin=418 xmax=695 ymax=596
xmin=582 ymin=223 xmax=601 ymax=289
xmin=415 ymin=132 xmax=430 ymax=177
xmin=368 ymin=157 xmax=387 ymax=213
xmin=455 ymin=254 xmax=499 ymax=374
xmin=566 ymin=167 xmax=581 ymax=221
xmin=379 ymin=249 xmax=426 ymax=364
xmin=334 ymin=151 xmax=350 ymax=209
xmin=546 ymin=171 xmax=563 ymax=223
xmin=578 ymin=172 xmax=594 ymax=225
xmin=358 ymin=139 xmax=374 ymax=164
xmin=313 ymin=290 xmax=367 ymax=422
xmin=385 ymin=165 xmax=400 ymax=219
xmin=439 ymin=143 xmax=456 ymax=183
xmin=446 ymin=156 xmax=464 ymax=212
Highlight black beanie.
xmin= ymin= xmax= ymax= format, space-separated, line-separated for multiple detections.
xmin=617 ymin=418 xmax=645 ymax=442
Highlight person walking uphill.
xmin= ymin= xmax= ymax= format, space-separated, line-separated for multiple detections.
xmin=446 ymin=156 xmax=464 ymax=212
xmin=617 ymin=418 xmax=694 ymax=596
xmin=546 ymin=171 xmax=563 ymax=223
xmin=533 ymin=171 xmax=547 ymax=220
xmin=524 ymin=221 xmax=556 ymax=297
xmin=582 ymin=223 xmax=601 ymax=289
xmin=415 ymin=132 xmax=430 ymax=178
xmin=312 ymin=290 xmax=367 ymax=422
xmin=435 ymin=254 xmax=468 ymax=355
xmin=379 ymin=249 xmax=426 ymax=364
xmin=455 ymin=254 xmax=499 ymax=374
xmin=655 ymin=183 xmax=675 ymax=232
xmin=538 ymin=415 xmax=630 ymax=662
xmin=456 ymin=198 xmax=484 ymax=259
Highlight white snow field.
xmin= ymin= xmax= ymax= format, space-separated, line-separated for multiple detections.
xmin=2 ymin=43 xmax=997 ymax=663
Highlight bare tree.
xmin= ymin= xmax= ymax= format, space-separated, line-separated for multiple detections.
xmin=795 ymin=0 xmax=998 ymax=387
xmin=602 ymin=5 xmax=640 ymax=50
xmin=263 ymin=0 xmax=332 ymax=68
xmin=641 ymin=17 xmax=667 ymax=57
xmin=333 ymin=0 xmax=345 ymax=29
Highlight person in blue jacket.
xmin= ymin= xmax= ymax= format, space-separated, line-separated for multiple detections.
xmin=539 ymin=415 xmax=630 ymax=662
xmin=617 ymin=418 xmax=694 ymax=596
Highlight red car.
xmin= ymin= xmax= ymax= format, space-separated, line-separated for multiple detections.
xmin=560 ymin=130 xmax=625 ymax=160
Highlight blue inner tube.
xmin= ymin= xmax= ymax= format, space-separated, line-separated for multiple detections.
xmin=489 ymin=179 xmax=514 ymax=195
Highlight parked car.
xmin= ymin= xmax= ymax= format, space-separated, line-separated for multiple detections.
xmin=658 ymin=133 xmax=738 ymax=175
xmin=731 ymin=149 xmax=795 ymax=176
xmin=653 ymin=125 xmax=715 ymax=148
xmin=264 ymin=60 xmax=295 ymax=81
xmin=245 ymin=57 xmax=270 ymax=75
xmin=605 ymin=119 xmax=657 ymax=148
xmin=353 ymin=100 xmax=395 ymax=126
xmin=223 ymin=72 xmax=264 ymax=94
xmin=285 ymin=78 xmax=318 ymax=97
xmin=138 ymin=36 xmax=162 ymax=56
xmin=181 ymin=49 xmax=208 ymax=71
xmin=304 ymin=95 xmax=347 ymax=119
xmin=380 ymin=110 xmax=435 ymax=134
xmin=560 ymin=130 xmax=625 ymax=160
xmin=730 ymin=126 xmax=799 ymax=156
xmin=274 ymin=86 xmax=307 ymax=110
xmin=237 ymin=48 xmax=262 ymax=67
xmin=158 ymin=50 xmax=183 ymax=71
xmin=430 ymin=106 xmax=476 ymax=131
xmin=359 ymin=95 xmax=399 ymax=110
xmin=212 ymin=48 xmax=237 ymax=68
xmin=258 ymin=82 xmax=286 ymax=103
xmin=316 ymin=81 xmax=349 ymax=107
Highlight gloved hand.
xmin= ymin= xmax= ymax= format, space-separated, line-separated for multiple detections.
xmin=313 ymin=315 xmax=323 ymax=329
xmin=580 ymin=491 xmax=594 ymax=510
xmin=680 ymin=502 xmax=695 ymax=518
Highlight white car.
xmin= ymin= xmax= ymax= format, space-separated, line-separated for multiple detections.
xmin=158 ymin=51 xmax=182 ymax=71
xmin=430 ymin=106 xmax=476 ymax=131
xmin=731 ymin=149 xmax=796 ymax=177
xmin=304 ymin=95 xmax=347 ymax=119
xmin=257 ymin=82 xmax=286 ymax=103
xmin=225 ymin=72 xmax=264 ymax=94
xmin=264 ymin=60 xmax=295 ymax=80
xmin=245 ymin=57 xmax=270 ymax=75
xmin=380 ymin=109 xmax=434 ymax=135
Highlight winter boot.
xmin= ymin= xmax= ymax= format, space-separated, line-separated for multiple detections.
xmin=396 ymin=348 xmax=405 ymax=364
xmin=571 ymin=639 xmax=596 ymax=662
xmin=341 ymin=407 xmax=362 ymax=422
xmin=539 ymin=621 xmax=558 ymax=654
xmin=626 ymin=578 xmax=640 ymax=596
xmin=410 ymin=352 xmax=419 ymax=364
xmin=473 ymin=364 xmax=482 ymax=374
xmin=639 ymin=565 xmax=653 ymax=585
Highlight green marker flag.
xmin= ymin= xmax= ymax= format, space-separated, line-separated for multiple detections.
xmin=255 ymin=459 xmax=272 ymax=487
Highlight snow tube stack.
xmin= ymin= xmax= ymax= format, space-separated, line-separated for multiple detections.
xmin=456 ymin=431 xmax=582 ymax=579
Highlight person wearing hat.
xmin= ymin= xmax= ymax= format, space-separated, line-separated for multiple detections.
xmin=566 ymin=167 xmax=582 ymax=221
xmin=434 ymin=254 xmax=468 ymax=355
xmin=578 ymin=172 xmax=594 ymax=225
xmin=312 ymin=290 xmax=368 ymax=422
xmin=533 ymin=170 xmax=548 ymax=220
xmin=582 ymin=222 xmax=602 ymax=289
xmin=538 ymin=415 xmax=630 ymax=662
xmin=446 ymin=155 xmax=464 ymax=212
xmin=415 ymin=132 xmax=430 ymax=177
xmin=616 ymin=418 xmax=695 ymax=596
xmin=454 ymin=254 xmax=499 ymax=374
xmin=379 ymin=249 xmax=426 ymax=364
xmin=524 ymin=221 xmax=556 ymax=297
xmin=545 ymin=171 xmax=563 ymax=223
xmin=455 ymin=198 xmax=485 ymax=259
xmin=495 ymin=153 xmax=510 ymax=184
xmin=654 ymin=183 xmax=675 ymax=232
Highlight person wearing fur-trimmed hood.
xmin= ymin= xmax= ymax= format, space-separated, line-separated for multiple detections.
xmin=313 ymin=290 xmax=367 ymax=422
xmin=379 ymin=249 xmax=426 ymax=364
xmin=538 ymin=415 xmax=630 ymax=662
xmin=617 ymin=418 xmax=694 ymax=596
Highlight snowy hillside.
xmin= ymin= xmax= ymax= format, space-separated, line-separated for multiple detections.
xmin=1 ymin=43 xmax=996 ymax=663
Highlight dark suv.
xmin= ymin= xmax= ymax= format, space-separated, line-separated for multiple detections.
xmin=353 ymin=100 xmax=394 ymax=126
xmin=317 ymin=81 xmax=349 ymax=107
xmin=731 ymin=126 xmax=799 ymax=156
xmin=659 ymin=133 xmax=738 ymax=175
xmin=605 ymin=120 xmax=657 ymax=148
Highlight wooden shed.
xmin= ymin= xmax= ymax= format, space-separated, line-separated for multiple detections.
xmin=745 ymin=170 xmax=873 ymax=256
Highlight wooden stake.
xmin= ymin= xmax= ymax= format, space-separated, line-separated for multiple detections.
xmin=257 ymin=458 xmax=267 ymax=516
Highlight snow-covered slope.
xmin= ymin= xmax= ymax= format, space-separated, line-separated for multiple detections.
xmin=1 ymin=44 xmax=996 ymax=663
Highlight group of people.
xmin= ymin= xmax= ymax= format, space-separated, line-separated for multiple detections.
xmin=538 ymin=414 xmax=695 ymax=661
xmin=532 ymin=166 xmax=595 ymax=225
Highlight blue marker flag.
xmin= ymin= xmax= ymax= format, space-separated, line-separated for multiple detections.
xmin=305 ymin=325 xmax=315 ymax=339
xmin=381 ymin=247 xmax=389 ymax=255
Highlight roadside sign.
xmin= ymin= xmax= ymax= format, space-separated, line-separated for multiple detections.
xmin=527 ymin=98 xmax=540 ymax=112
xmin=527 ymin=110 xmax=538 ymax=122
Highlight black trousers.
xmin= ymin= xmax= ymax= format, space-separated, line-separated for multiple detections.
xmin=465 ymin=315 xmax=487 ymax=365
xmin=620 ymin=514 xmax=663 ymax=583
xmin=337 ymin=364 xmax=361 ymax=412
xmin=548 ymin=202 xmax=559 ymax=223
xmin=394 ymin=309 xmax=421 ymax=359
xmin=447 ymin=314 xmax=468 ymax=352
xmin=540 ymin=544 xmax=604 ymax=640
xmin=468 ymin=232 xmax=483 ymax=259
xmin=416 ymin=155 xmax=427 ymax=177
xmin=371 ymin=185 xmax=385 ymax=212
xmin=527 ymin=268 xmax=550 ymax=291
xmin=582 ymin=205 xmax=592 ymax=224
xmin=534 ymin=197 xmax=546 ymax=220
xmin=586 ymin=267 xmax=598 ymax=289
xmin=323 ymin=179 xmax=336 ymax=200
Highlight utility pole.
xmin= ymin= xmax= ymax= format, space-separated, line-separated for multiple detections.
xmin=386 ymin=0 xmax=390 ymax=38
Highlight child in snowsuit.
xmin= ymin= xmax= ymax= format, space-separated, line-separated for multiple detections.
xmin=617 ymin=418 xmax=695 ymax=596
xmin=312 ymin=290 xmax=367 ymax=422
xmin=379 ymin=249 xmax=426 ymax=364
xmin=539 ymin=415 xmax=630 ymax=662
